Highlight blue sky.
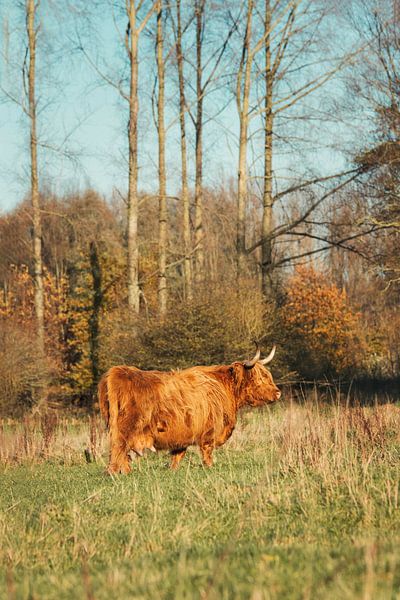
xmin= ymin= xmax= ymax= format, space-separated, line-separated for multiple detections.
xmin=0 ymin=1 xmax=370 ymax=214
xmin=0 ymin=1 xmax=241 ymax=212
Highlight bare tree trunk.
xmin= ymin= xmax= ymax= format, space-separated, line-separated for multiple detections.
xmin=89 ymin=241 xmax=102 ymax=391
xmin=261 ymin=0 xmax=274 ymax=299
xmin=236 ymin=0 xmax=253 ymax=279
xmin=27 ymin=0 xmax=45 ymax=355
xmin=127 ymin=2 xmax=140 ymax=314
xmin=176 ymin=0 xmax=192 ymax=301
xmin=157 ymin=0 xmax=167 ymax=316
xmin=194 ymin=0 xmax=205 ymax=283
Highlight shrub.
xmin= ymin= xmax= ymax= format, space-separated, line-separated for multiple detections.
xmin=0 ymin=320 xmax=49 ymax=416
xmin=99 ymin=283 xmax=277 ymax=372
xmin=0 ymin=264 xmax=68 ymax=373
xmin=279 ymin=266 xmax=367 ymax=379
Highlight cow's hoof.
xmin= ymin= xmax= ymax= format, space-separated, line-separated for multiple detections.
xmin=106 ymin=464 xmax=131 ymax=475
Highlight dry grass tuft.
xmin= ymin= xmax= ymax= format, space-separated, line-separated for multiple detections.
xmin=0 ymin=412 xmax=108 ymax=467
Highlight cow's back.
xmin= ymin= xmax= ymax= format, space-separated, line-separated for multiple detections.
xmin=105 ymin=365 xmax=234 ymax=450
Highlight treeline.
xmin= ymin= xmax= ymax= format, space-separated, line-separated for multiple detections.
xmin=0 ymin=186 xmax=398 ymax=415
xmin=0 ymin=0 xmax=399 ymax=414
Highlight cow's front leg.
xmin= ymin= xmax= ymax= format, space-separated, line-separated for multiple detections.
xmin=170 ymin=448 xmax=187 ymax=470
xmin=200 ymin=444 xmax=214 ymax=467
xmin=108 ymin=428 xmax=131 ymax=474
xmin=215 ymin=423 xmax=235 ymax=447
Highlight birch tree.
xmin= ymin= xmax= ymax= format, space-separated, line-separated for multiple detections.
xmin=233 ymin=0 xmax=366 ymax=295
xmin=236 ymin=0 xmax=269 ymax=278
xmin=1 ymin=0 xmax=46 ymax=353
xmin=126 ymin=1 xmax=157 ymax=313
xmin=26 ymin=0 xmax=45 ymax=353
xmin=156 ymin=0 xmax=167 ymax=315
xmin=194 ymin=0 xmax=205 ymax=283
xmin=236 ymin=0 xmax=254 ymax=277
xmin=76 ymin=1 xmax=157 ymax=314
xmin=169 ymin=0 xmax=192 ymax=300
xmin=187 ymin=0 xmax=236 ymax=284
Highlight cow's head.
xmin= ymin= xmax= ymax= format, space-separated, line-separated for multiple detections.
xmin=230 ymin=346 xmax=281 ymax=407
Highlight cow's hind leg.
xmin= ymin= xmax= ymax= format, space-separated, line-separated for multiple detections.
xmin=170 ymin=448 xmax=187 ymax=470
xmin=200 ymin=443 xmax=214 ymax=467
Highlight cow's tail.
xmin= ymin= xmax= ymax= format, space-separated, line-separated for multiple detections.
xmin=98 ymin=374 xmax=110 ymax=429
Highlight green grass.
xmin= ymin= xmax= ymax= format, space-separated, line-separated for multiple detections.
xmin=1 ymin=400 xmax=400 ymax=599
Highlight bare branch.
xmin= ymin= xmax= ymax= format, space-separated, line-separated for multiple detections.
xmin=246 ymin=171 xmax=362 ymax=255
xmin=274 ymin=168 xmax=361 ymax=202
xmin=77 ymin=34 xmax=129 ymax=102
xmin=273 ymin=228 xmax=378 ymax=268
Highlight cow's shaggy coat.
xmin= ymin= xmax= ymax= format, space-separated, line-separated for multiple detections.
xmin=99 ymin=354 xmax=281 ymax=474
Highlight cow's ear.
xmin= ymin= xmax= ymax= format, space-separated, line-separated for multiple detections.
xmin=228 ymin=363 xmax=243 ymax=384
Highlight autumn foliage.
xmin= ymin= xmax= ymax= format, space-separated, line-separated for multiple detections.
xmin=0 ymin=265 xmax=68 ymax=370
xmin=280 ymin=267 xmax=367 ymax=379
xmin=0 ymin=190 xmax=395 ymax=415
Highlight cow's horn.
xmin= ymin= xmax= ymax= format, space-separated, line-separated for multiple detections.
xmin=260 ymin=345 xmax=276 ymax=365
xmin=135 ymin=449 xmax=144 ymax=457
xmin=243 ymin=346 xmax=261 ymax=369
xmin=149 ymin=446 xmax=156 ymax=453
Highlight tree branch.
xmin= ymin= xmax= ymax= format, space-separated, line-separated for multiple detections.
xmin=246 ymin=170 xmax=362 ymax=254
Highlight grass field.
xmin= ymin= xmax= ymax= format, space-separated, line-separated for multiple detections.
xmin=1 ymin=394 xmax=400 ymax=599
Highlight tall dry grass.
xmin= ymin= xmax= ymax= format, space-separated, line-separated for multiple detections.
xmin=1 ymin=390 xmax=399 ymax=478
xmin=1 ymin=392 xmax=400 ymax=599
xmin=0 ymin=412 xmax=108 ymax=467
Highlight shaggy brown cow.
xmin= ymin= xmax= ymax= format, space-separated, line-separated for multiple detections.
xmin=99 ymin=346 xmax=281 ymax=474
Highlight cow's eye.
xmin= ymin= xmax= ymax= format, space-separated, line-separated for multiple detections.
xmin=229 ymin=367 xmax=234 ymax=375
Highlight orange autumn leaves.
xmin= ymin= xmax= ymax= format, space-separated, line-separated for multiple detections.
xmin=281 ymin=267 xmax=367 ymax=378
xmin=0 ymin=255 xmax=123 ymax=394
xmin=0 ymin=265 xmax=68 ymax=369
xmin=1 ymin=263 xmax=369 ymax=399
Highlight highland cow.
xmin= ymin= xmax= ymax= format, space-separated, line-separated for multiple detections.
xmin=99 ymin=346 xmax=281 ymax=474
